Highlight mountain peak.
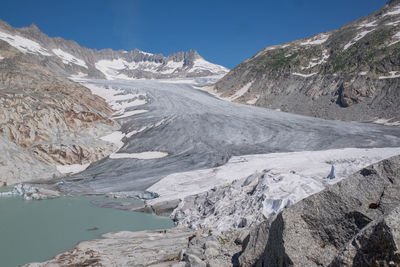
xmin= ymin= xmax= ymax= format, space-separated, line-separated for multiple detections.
xmin=388 ymin=0 xmax=400 ymax=6
xmin=28 ymin=23 xmax=40 ymax=31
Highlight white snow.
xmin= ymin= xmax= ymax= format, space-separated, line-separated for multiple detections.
xmin=160 ymin=60 xmax=184 ymax=74
xmin=95 ymin=58 xmax=163 ymax=80
xmin=229 ymin=81 xmax=253 ymax=101
xmin=126 ymin=126 xmax=148 ymax=138
xmin=383 ymin=5 xmax=400 ymax=17
xmin=374 ymin=118 xmax=400 ymax=126
xmin=389 ymin=31 xmax=400 ymax=46
xmin=344 ymin=29 xmax=375 ymax=50
xmin=386 ymin=20 xmax=400 ymax=26
xmin=52 ymin=48 xmax=88 ymax=68
xmin=112 ymin=109 xmax=148 ymax=119
xmin=246 ymin=95 xmax=259 ymax=105
xmin=379 ymin=71 xmax=400 ymax=79
xmin=112 ymin=98 xmax=147 ymax=116
xmin=0 ymin=55 xmax=3 ymax=60
xmin=292 ymin=72 xmax=318 ymax=78
xmin=95 ymin=56 xmax=228 ymax=80
xmin=56 ymin=163 xmax=90 ymax=174
xmin=359 ymin=71 xmax=369 ymax=75
xmin=147 ymin=147 xmax=400 ymax=210
xmin=82 ymin=83 xmax=148 ymax=118
xmin=300 ymin=33 xmax=330 ymax=46
xmin=70 ymin=72 xmax=87 ymax=79
xmin=190 ymin=58 xmax=229 ymax=74
xmin=100 ymin=131 xmax=125 ymax=150
xmin=301 ymin=49 xmax=329 ymax=69
xmin=0 ymin=31 xmax=51 ymax=56
xmin=140 ymin=51 xmax=153 ymax=56
xmin=95 ymin=58 xmax=134 ymax=80
xmin=125 ymin=119 xmax=166 ymax=138
xmin=109 ymin=151 xmax=168 ymax=160
xmin=357 ymin=20 xmax=378 ymax=29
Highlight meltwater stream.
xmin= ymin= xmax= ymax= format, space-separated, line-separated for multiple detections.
xmin=0 ymin=196 xmax=173 ymax=267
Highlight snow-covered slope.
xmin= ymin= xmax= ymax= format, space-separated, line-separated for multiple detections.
xmin=0 ymin=19 xmax=228 ymax=80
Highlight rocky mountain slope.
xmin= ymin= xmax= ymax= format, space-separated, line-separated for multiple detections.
xmin=213 ymin=0 xmax=400 ymax=124
xmin=0 ymin=37 xmax=118 ymax=185
xmin=0 ymin=19 xmax=228 ymax=80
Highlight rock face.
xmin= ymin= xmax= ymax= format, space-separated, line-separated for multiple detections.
xmin=0 ymin=34 xmax=117 ymax=185
xmin=214 ymin=0 xmax=400 ymax=123
xmin=0 ymin=19 xmax=228 ymax=80
xmin=239 ymin=155 xmax=400 ymax=267
xmin=330 ymin=206 xmax=400 ymax=266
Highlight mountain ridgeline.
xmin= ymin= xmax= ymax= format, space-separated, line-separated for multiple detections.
xmin=214 ymin=0 xmax=400 ymax=124
xmin=0 ymin=19 xmax=228 ymax=80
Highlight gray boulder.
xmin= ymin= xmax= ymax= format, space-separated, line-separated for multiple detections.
xmin=240 ymin=155 xmax=400 ymax=267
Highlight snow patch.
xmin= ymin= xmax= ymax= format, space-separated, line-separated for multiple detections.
xmin=0 ymin=31 xmax=51 ymax=56
xmin=246 ymin=95 xmax=259 ymax=105
xmin=0 ymin=55 xmax=3 ymax=60
xmin=140 ymin=51 xmax=153 ymax=56
xmin=109 ymin=151 xmax=168 ymax=160
xmin=344 ymin=29 xmax=375 ymax=50
xmin=95 ymin=58 xmax=162 ymax=80
xmin=357 ymin=20 xmax=378 ymax=28
xmin=70 ymin=72 xmax=87 ymax=79
xmin=292 ymin=72 xmax=318 ymax=78
xmin=379 ymin=71 xmax=400 ymax=79
xmin=359 ymin=71 xmax=369 ymax=76
xmin=82 ymin=83 xmax=148 ymax=118
xmin=56 ymin=163 xmax=90 ymax=174
xmin=160 ymin=60 xmax=184 ymax=74
xmin=389 ymin=31 xmax=400 ymax=46
xmin=374 ymin=118 xmax=400 ymax=126
xmin=189 ymin=58 xmax=229 ymax=74
xmin=383 ymin=5 xmax=400 ymax=17
xmin=386 ymin=20 xmax=400 ymax=26
xmin=300 ymin=33 xmax=330 ymax=46
xmin=100 ymin=131 xmax=125 ymax=150
xmin=301 ymin=49 xmax=329 ymax=69
xmin=52 ymin=48 xmax=87 ymax=68
xmin=112 ymin=109 xmax=148 ymax=119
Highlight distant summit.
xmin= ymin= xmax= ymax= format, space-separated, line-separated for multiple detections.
xmin=0 ymin=19 xmax=228 ymax=80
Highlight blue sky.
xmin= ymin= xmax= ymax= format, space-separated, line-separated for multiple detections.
xmin=0 ymin=0 xmax=387 ymax=69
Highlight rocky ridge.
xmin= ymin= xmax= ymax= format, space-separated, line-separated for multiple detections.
xmin=213 ymin=0 xmax=400 ymax=124
xmin=0 ymin=36 xmax=118 ymax=185
xmin=0 ymin=19 xmax=228 ymax=80
xmin=240 ymin=154 xmax=400 ymax=267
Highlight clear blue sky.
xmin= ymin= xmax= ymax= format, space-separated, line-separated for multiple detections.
xmin=0 ymin=0 xmax=387 ymax=69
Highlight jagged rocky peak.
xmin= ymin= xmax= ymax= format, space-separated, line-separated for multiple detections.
xmin=213 ymin=0 xmax=400 ymax=124
xmin=0 ymin=18 xmax=228 ymax=80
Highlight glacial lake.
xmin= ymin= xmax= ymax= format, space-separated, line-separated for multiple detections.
xmin=0 ymin=196 xmax=174 ymax=267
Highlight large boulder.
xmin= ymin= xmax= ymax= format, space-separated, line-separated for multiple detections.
xmin=240 ymin=155 xmax=400 ymax=266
